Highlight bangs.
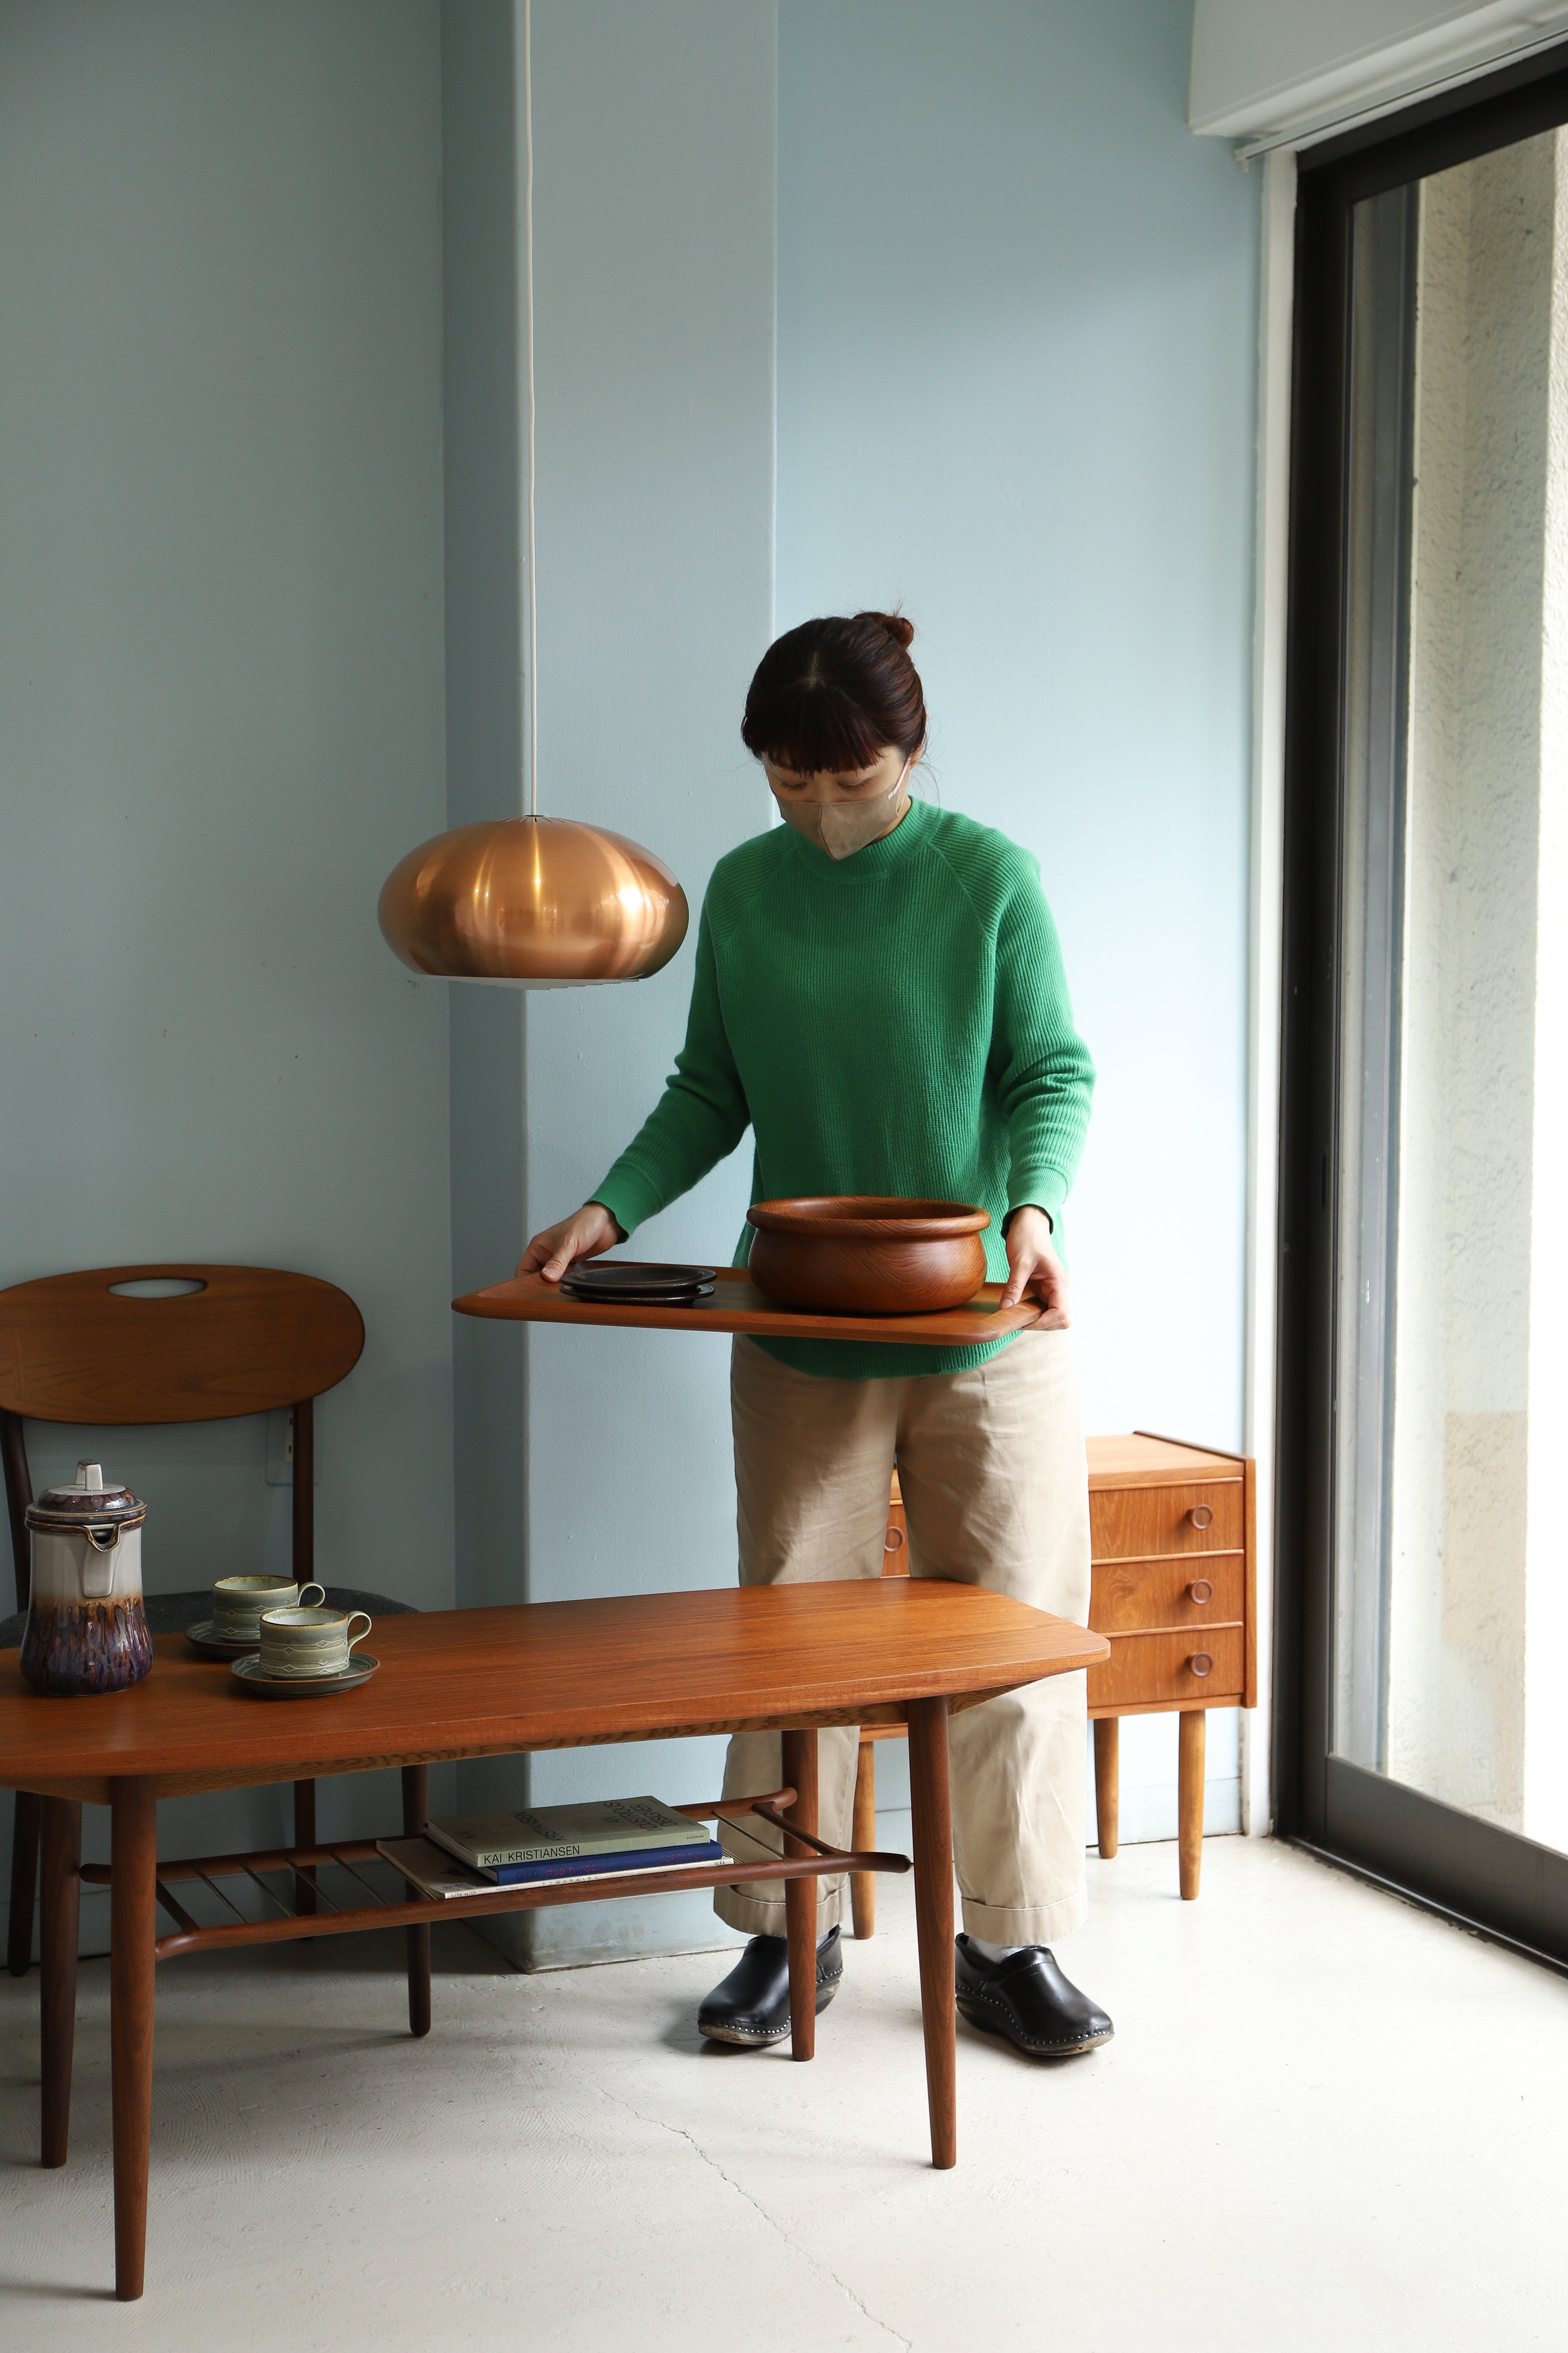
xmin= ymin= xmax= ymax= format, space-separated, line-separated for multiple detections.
xmin=748 ymin=683 xmax=891 ymax=778
xmin=741 ymin=612 xmax=926 ymax=776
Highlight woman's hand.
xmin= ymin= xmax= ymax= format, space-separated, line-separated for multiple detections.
xmin=518 ymin=1201 xmax=624 ymax=1284
xmin=999 ymin=1205 xmax=1070 ymax=1326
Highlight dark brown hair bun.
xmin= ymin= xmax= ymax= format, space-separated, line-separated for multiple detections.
xmin=854 ymin=609 xmax=915 ymax=651
xmin=741 ymin=612 xmax=926 ymax=775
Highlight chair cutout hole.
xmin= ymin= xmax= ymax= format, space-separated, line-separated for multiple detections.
xmin=108 ymin=1278 xmax=207 ymax=1300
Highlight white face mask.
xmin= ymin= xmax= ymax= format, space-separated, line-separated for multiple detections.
xmin=775 ymin=754 xmax=914 ymax=860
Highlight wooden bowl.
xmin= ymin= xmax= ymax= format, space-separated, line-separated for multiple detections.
xmin=745 ymin=1198 xmax=990 ymax=1316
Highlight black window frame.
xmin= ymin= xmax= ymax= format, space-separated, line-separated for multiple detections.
xmin=1277 ymin=42 xmax=1568 ymax=1972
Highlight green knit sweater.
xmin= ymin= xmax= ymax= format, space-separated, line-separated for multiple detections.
xmin=592 ymin=795 xmax=1094 ymax=1378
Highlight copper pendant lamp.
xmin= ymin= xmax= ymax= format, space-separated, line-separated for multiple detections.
xmin=378 ymin=0 xmax=688 ymax=988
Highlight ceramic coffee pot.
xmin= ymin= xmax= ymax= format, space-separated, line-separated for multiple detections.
xmin=21 ymin=1461 xmax=154 ymax=1695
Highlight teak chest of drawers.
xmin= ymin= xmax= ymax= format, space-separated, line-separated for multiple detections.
xmin=853 ymin=1431 xmax=1256 ymax=1926
xmin=1084 ymin=1432 xmax=1256 ymax=1899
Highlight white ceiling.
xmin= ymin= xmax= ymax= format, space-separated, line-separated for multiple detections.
xmin=1190 ymin=0 xmax=1568 ymax=146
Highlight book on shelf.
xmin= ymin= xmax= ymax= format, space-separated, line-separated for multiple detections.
xmin=482 ymin=1838 xmax=722 ymax=1885
xmin=426 ymin=1794 xmax=713 ymax=1872
xmin=377 ymin=1836 xmax=724 ymax=1903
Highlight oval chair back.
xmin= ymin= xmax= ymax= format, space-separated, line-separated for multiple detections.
xmin=1 ymin=1264 xmax=364 ymax=1978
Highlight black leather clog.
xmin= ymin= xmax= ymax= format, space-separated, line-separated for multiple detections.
xmin=697 ymin=1925 xmax=843 ymax=2046
xmin=954 ymin=1935 xmax=1114 ymax=2058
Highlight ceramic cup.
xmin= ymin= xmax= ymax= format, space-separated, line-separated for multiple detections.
xmin=213 ymin=1575 xmax=325 ymax=1643
xmin=258 ymin=1603 xmax=372 ymax=1681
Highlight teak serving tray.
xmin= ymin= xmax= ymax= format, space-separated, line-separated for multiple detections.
xmin=452 ymin=1264 xmax=1045 ymax=1345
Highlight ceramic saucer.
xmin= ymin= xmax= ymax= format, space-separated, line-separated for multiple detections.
xmin=185 ymin=1621 xmax=266 ymax=1660
xmin=561 ymin=1281 xmax=715 ymax=1305
xmin=231 ymin=1653 xmax=379 ymax=1698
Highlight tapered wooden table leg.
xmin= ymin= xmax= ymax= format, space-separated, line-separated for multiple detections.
xmin=1178 ymin=1707 xmax=1205 ymax=1901
xmin=907 ymin=1696 xmax=955 ymax=2170
xmin=850 ymin=1739 xmax=876 ymax=1939
xmin=8 ymin=1789 xmax=41 ymax=1977
xmin=401 ymin=1764 xmax=431 ymax=2038
xmin=110 ymin=1776 xmax=157 ymax=2302
xmin=1092 ymin=1718 xmax=1119 ymax=1858
xmin=293 ymin=1779 xmax=317 ymax=1917
xmin=781 ymin=1728 xmax=818 ymax=2062
xmin=39 ymin=1796 xmax=81 ymax=2168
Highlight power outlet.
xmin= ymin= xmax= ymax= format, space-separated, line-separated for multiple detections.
xmin=265 ymin=1404 xmax=321 ymax=1486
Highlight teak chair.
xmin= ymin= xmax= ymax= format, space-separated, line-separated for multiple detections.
xmin=0 ymin=1264 xmax=426 ymax=2025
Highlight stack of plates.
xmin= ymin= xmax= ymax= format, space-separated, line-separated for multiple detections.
xmin=560 ymin=1260 xmax=716 ymax=1307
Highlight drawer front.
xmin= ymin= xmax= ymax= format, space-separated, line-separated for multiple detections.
xmin=1090 ymin=1480 xmax=1243 ymax=1561
xmin=1087 ymin=1624 xmax=1245 ymax=1711
xmin=881 ymin=1499 xmax=908 ymax=1577
xmin=1091 ymin=1553 xmax=1244 ymax=1635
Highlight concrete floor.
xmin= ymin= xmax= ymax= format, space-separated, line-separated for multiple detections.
xmin=2 ymin=1833 xmax=1565 ymax=2351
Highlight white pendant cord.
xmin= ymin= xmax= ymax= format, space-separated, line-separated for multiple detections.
xmin=523 ymin=0 xmax=539 ymax=820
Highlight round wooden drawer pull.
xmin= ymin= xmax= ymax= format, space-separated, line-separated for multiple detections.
xmin=1187 ymin=1579 xmax=1213 ymax=1605
xmin=1187 ymin=1505 xmax=1214 ymax=1531
xmin=1187 ymin=1652 xmax=1214 ymax=1677
xmin=884 ymin=1527 xmax=905 ymax=1552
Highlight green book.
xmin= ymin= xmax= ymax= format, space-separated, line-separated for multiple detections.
xmin=426 ymin=1795 xmax=710 ymax=1872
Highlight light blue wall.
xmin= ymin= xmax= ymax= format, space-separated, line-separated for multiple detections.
xmin=777 ymin=0 xmax=1260 ymax=1835
xmin=441 ymin=1 xmax=530 ymax=1642
xmin=0 ymin=0 xmax=454 ymax=1945
xmin=0 ymin=2 xmax=1262 ymax=1969
xmin=446 ymin=0 xmax=778 ymax=1966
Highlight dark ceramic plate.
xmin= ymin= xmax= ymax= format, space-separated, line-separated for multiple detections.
xmin=561 ymin=1280 xmax=715 ymax=1305
xmin=561 ymin=1261 xmax=716 ymax=1296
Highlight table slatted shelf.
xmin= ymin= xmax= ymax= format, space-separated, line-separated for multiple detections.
xmin=73 ymin=1790 xmax=911 ymax=1961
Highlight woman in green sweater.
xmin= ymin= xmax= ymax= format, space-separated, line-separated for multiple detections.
xmin=522 ymin=612 xmax=1109 ymax=2061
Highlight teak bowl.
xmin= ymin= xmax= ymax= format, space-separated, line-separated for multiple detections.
xmin=745 ymin=1197 xmax=990 ymax=1316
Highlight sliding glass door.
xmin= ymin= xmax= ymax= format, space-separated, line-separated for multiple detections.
xmin=1280 ymin=56 xmax=1568 ymax=1965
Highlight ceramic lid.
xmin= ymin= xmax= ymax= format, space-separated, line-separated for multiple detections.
xmin=25 ymin=1460 xmax=147 ymax=1533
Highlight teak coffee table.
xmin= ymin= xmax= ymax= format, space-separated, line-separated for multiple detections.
xmin=0 ymin=1584 xmax=1106 ymax=2301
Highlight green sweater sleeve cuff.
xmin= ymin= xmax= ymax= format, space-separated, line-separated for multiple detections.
xmin=1008 ymin=1166 xmax=1069 ymax=1225
xmin=589 ymin=1165 xmax=666 ymax=1242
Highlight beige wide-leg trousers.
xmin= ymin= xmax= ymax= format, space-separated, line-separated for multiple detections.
xmin=715 ymin=1329 xmax=1091 ymax=1947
